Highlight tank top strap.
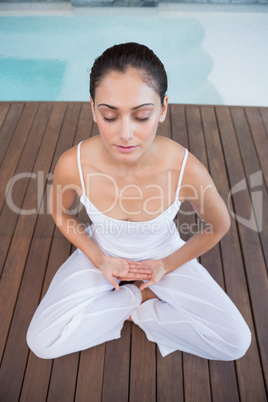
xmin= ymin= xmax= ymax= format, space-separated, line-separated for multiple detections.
xmin=175 ymin=148 xmax=188 ymax=199
xmin=77 ymin=141 xmax=86 ymax=194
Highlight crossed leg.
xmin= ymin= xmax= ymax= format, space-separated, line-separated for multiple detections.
xmin=130 ymin=259 xmax=251 ymax=360
xmin=27 ymin=250 xmax=251 ymax=361
xmin=27 ymin=250 xmax=142 ymax=359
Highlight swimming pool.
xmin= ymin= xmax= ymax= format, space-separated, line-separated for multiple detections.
xmin=0 ymin=4 xmax=268 ymax=106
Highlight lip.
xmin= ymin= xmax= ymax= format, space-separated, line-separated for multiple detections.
xmin=114 ymin=145 xmax=138 ymax=153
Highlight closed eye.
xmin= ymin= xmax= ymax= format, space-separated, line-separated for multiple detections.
xmin=103 ymin=116 xmax=150 ymax=123
xmin=103 ymin=117 xmax=117 ymax=123
xmin=134 ymin=117 xmax=150 ymax=123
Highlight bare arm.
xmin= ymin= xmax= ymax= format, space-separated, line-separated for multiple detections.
xmin=49 ymin=149 xmax=104 ymax=266
xmin=163 ymin=154 xmax=230 ymax=273
xmin=49 ymin=147 xmax=152 ymax=290
xmin=140 ymin=153 xmax=230 ymax=291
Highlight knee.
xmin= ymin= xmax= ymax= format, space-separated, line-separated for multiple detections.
xmin=220 ymin=319 xmax=252 ymax=361
xmin=26 ymin=325 xmax=57 ymax=360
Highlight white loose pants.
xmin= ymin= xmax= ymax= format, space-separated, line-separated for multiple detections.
xmin=27 ymin=249 xmax=251 ymax=360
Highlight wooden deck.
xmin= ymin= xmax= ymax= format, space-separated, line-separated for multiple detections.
xmin=0 ymin=102 xmax=267 ymax=402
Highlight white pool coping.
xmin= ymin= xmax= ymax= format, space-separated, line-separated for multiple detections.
xmin=0 ymin=2 xmax=268 ymax=16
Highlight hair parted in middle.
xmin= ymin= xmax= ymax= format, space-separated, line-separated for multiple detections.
xmin=90 ymin=42 xmax=168 ymax=105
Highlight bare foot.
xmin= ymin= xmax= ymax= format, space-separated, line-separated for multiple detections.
xmin=127 ymin=281 xmax=159 ymax=321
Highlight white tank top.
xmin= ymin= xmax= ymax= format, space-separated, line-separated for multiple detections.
xmin=77 ymin=141 xmax=188 ymax=260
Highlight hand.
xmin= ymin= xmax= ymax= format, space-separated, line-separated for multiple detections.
xmin=98 ymin=255 xmax=152 ymax=291
xmin=137 ymin=259 xmax=166 ymax=291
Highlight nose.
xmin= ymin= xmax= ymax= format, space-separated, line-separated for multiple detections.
xmin=119 ymin=117 xmax=134 ymax=142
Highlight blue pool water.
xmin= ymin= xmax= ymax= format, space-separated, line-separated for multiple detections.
xmin=0 ymin=5 xmax=267 ymax=106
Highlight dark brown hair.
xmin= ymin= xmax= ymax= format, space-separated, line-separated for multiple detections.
xmin=90 ymin=42 xmax=168 ymax=105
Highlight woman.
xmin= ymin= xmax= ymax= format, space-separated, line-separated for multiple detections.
xmin=27 ymin=42 xmax=251 ymax=360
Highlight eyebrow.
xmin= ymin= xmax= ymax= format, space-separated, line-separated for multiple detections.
xmin=97 ymin=103 xmax=154 ymax=110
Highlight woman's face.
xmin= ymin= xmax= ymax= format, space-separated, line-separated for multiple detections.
xmin=91 ymin=68 xmax=168 ymax=164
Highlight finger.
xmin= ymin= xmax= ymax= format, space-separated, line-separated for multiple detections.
xmin=118 ymin=269 xmax=149 ymax=277
xmin=140 ymin=280 xmax=154 ymax=291
xmin=127 ymin=261 xmax=150 ymax=268
xmin=124 ymin=272 xmax=152 ymax=281
xmin=129 ymin=270 xmax=152 ymax=277
xmin=108 ymin=275 xmax=120 ymax=291
xmin=128 ymin=266 xmax=152 ymax=274
xmin=118 ymin=274 xmax=151 ymax=282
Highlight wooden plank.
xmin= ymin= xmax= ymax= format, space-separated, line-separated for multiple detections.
xmin=75 ymin=344 xmax=105 ymax=402
xmin=47 ymin=353 xmax=79 ymax=402
xmin=216 ymin=106 xmax=267 ymax=400
xmin=0 ymin=237 xmax=52 ymax=402
xmin=0 ymin=104 xmax=70 ymax=399
xmin=129 ymin=324 xmax=156 ymax=402
xmin=20 ymin=237 xmax=71 ymax=401
xmin=231 ymin=107 xmax=268 ymax=269
xmin=0 ymin=102 xmax=38 ymax=210
xmin=0 ymin=102 xmax=53 ymax=240
xmin=74 ymin=102 xmax=94 ymax=146
xmin=0 ymin=235 xmax=32 ymax=361
xmin=209 ymin=361 xmax=239 ymax=402
xmin=19 ymin=354 xmax=52 ymax=402
xmin=3 ymin=181 xmax=68 ymax=400
xmin=183 ymin=354 xmax=211 ymax=402
xmin=213 ymin=106 xmax=265 ymax=401
xmin=170 ymin=104 xmax=187 ymax=147
xmin=230 ymin=106 xmax=268 ymax=388
xmin=102 ymin=322 xmax=131 ymax=402
xmin=200 ymin=245 xmax=239 ymax=402
xmin=49 ymin=102 xmax=82 ymax=173
xmin=185 ymin=105 xmax=207 ymax=166
xmin=245 ymin=107 xmax=268 ymax=189
xmin=0 ymin=103 xmax=54 ymax=361
xmin=259 ymin=107 xmax=268 ymax=138
xmin=184 ymin=105 xmax=212 ymax=402
xmin=200 ymin=105 xmax=241 ymax=401
xmin=0 ymin=103 xmax=39 ymax=278
xmin=221 ymin=218 xmax=266 ymax=401
xmin=0 ymin=103 xmax=10 ymax=130
xmin=16 ymin=103 xmax=80 ymax=240
xmin=0 ymin=103 xmax=24 ymax=164
xmin=157 ymin=350 xmax=184 ymax=402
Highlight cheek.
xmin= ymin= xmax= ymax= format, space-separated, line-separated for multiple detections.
xmin=96 ymin=121 xmax=114 ymax=141
xmin=145 ymin=118 xmax=160 ymax=135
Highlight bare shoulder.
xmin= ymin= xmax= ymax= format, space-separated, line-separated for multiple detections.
xmin=154 ymin=136 xmax=185 ymax=167
xmin=56 ymin=136 xmax=97 ymax=169
xmin=154 ymin=137 xmax=211 ymax=183
xmin=184 ymin=152 xmax=211 ymax=183
xmin=54 ymin=145 xmax=78 ymax=184
xmin=180 ymin=151 xmax=216 ymax=201
xmin=53 ymin=142 xmax=91 ymax=193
